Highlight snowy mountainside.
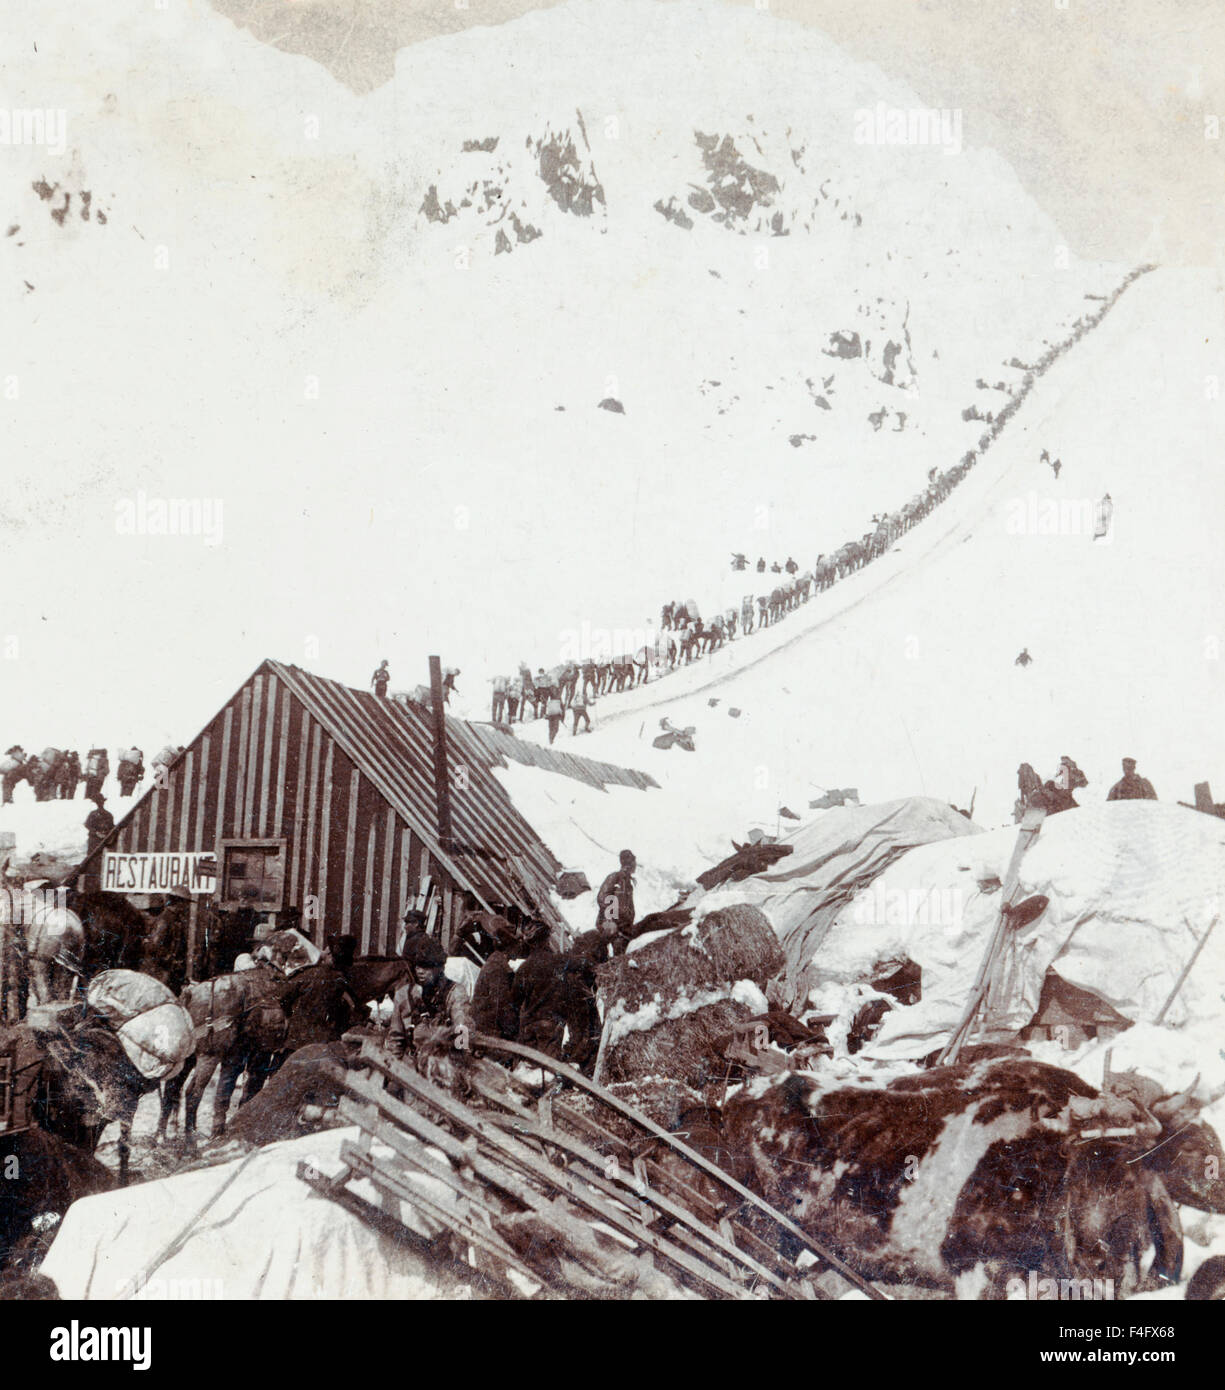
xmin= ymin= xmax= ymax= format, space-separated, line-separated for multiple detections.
xmin=0 ymin=0 xmax=1145 ymax=798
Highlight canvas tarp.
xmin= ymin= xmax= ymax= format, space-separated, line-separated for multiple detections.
xmin=40 ymin=1127 xmax=479 ymax=1300
xmin=807 ymin=800 xmax=1225 ymax=1060
xmin=693 ymin=796 xmax=981 ymax=1004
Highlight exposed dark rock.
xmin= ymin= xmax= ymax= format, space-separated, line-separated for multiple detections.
xmin=534 ymin=123 xmax=605 ymax=217
xmin=597 ymin=397 xmax=625 ymax=414
xmin=462 ymin=137 xmax=499 ymax=153
xmin=509 ymin=211 xmax=542 ymax=243
xmin=420 ymin=185 xmax=457 ymax=224
xmin=693 ymin=131 xmax=780 ymax=225
xmin=825 ymin=330 xmax=862 ymax=360
xmin=654 ymin=196 xmax=693 ymax=230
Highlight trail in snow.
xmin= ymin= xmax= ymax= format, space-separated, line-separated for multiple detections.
xmin=498 ymin=265 xmax=1225 ymax=911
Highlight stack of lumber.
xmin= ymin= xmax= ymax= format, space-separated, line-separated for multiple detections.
xmin=300 ymin=1037 xmax=884 ymax=1301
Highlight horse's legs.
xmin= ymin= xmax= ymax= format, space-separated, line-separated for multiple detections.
xmin=240 ymin=1051 xmax=271 ymax=1105
xmin=184 ymin=1052 xmax=221 ymax=1144
xmin=212 ymin=1053 xmax=245 ymax=1137
xmin=159 ymin=1060 xmax=192 ymax=1140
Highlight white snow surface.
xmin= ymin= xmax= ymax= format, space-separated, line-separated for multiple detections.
xmin=6 ymin=0 xmax=1133 ymax=756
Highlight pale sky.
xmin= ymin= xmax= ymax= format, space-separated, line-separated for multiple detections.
xmin=209 ymin=0 xmax=1225 ymax=265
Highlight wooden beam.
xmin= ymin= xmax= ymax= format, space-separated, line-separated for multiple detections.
xmin=468 ymin=1034 xmax=886 ymax=1299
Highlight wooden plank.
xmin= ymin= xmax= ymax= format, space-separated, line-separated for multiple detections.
xmin=332 ymin=1144 xmax=544 ymax=1291
xmin=465 ymin=1072 xmax=792 ymax=1297
xmin=317 ymin=741 xmax=334 ymax=941
xmin=379 ymin=808 xmax=395 ymax=954
xmin=289 ymin=712 xmax=309 ymax=902
xmin=339 ymin=1069 xmax=734 ymax=1300
xmin=362 ymin=823 xmax=376 ymax=952
xmin=180 ymin=750 xmax=195 ymax=847
xmin=257 ymin=675 xmax=276 ymax=838
xmin=468 ymin=1059 xmax=635 ymax=1157
xmin=194 ymin=735 xmax=210 ymax=850
xmin=397 ymin=827 xmax=411 ymax=934
xmin=148 ymin=766 xmax=160 ymax=854
xmin=296 ymin=1160 xmax=523 ymax=1297
xmin=341 ymin=767 xmax=360 ymax=937
xmin=301 ymin=721 xmax=321 ymax=921
xmin=214 ymin=706 xmax=233 ymax=849
xmin=244 ymin=674 xmax=264 ymax=838
xmin=234 ymin=684 xmax=251 ymax=841
xmin=164 ymin=761 xmax=177 ymax=854
xmin=272 ymin=684 xmax=290 ymax=839
xmin=469 ymin=1033 xmax=886 ymax=1300
xmin=354 ymin=1050 xmax=754 ymax=1300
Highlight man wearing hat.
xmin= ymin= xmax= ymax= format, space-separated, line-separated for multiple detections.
xmin=140 ymin=883 xmax=192 ymax=993
xmin=594 ymin=850 xmax=637 ymax=933
xmin=84 ymin=795 xmax=114 ymax=854
xmin=1107 ymin=757 xmax=1157 ymax=802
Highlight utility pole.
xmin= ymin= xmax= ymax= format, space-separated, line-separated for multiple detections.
xmin=429 ymin=655 xmax=453 ymax=855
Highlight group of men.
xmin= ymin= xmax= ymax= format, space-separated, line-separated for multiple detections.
xmin=370 ymin=661 xmax=460 ymax=706
xmin=386 ymin=850 xmax=638 ymax=1075
xmin=1 ymin=745 xmax=146 ymax=805
xmin=1016 ymin=755 xmax=1157 ymax=818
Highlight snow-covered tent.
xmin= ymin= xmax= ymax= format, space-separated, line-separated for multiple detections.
xmin=800 ymin=801 xmax=1225 ymax=1066
xmin=692 ymin=796 xmax=980 ymax=1004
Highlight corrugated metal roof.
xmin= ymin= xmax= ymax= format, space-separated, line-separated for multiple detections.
xmin=265 ymin=662 xmax=653 ymax=924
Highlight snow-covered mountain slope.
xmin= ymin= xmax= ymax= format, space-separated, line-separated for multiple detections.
xmin=498 ymin=264 xmax=1225 ymax=917
xmin=3 ymin=0 xmax=1118 ymax=750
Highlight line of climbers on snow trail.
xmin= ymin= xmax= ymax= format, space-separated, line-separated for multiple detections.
xmin=472 ymin=264 xmax=1154 ymax=743
xmin=0 ymin=745 xmax=187 ymax=807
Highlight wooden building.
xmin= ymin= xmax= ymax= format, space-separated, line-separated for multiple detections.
xmin=76 ymin=659 xmax=656 ymax=966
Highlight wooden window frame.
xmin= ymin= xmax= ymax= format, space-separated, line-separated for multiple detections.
xmin=216 ymin=837 xmax=288 ymax=912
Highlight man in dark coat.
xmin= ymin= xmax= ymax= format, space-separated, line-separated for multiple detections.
xmin=57 ymin=752 xmax=80 ymax=800
xmin=471 ymin=947 xmax=519 ymax=1041
xmin=139 ymin=884 xmax=192 ymax=993
xmin=510 ymin=927 xmax=602 ymax=1073
xmin=594 ymin=850 xmax=636 ymax=933
xmin=84 ymin=796 xmax=115 ymax=855
xmin=371 ymin=660 xmax=390 ymax=697
xmin=274 ymin=953 xmax=357 ymax=1053
xmin=1107 ymin=757 xmax=1157 ymax=802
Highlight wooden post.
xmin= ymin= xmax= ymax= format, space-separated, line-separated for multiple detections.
xmin=429 ymin=656 xmax=453 ymax=856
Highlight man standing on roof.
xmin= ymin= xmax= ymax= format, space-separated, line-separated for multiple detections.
xmin=595 ymin=850 xmax=636 ymax=934
xmin=371 ymin=660 xmax=390 ymax=698
xmin=1107 ymin=757 xmax=1157 ymax=801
